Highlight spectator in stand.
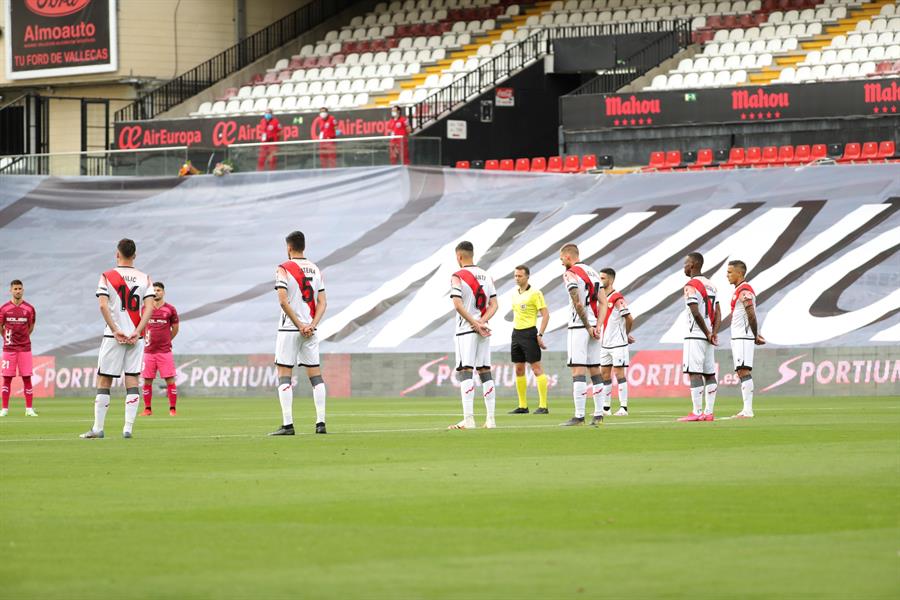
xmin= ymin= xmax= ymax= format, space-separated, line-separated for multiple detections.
xmin=311 ymin=107 xmax=338 ymax=168
xmin=387 ymin=106 xmax=411 ymax=166
xmin=257 ymin=110 xmax=283 ymax=171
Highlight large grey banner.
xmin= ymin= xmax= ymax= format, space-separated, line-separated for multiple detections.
xmin=1 ymin=165 xmax=898 ymax=365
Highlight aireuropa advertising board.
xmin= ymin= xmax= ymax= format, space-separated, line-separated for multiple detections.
xmin=5 ymin=0 xmax=118 ymax=80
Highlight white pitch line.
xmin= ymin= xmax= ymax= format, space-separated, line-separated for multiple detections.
xmin=0 ymin=418 xmax=681 ymax=443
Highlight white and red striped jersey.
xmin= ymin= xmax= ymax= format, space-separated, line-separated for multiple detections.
xmin=602 ymin=291 xmax=631 ymax=348
xmin=95 ymin=266 xmax=155 ymax=335
xmin=730 ymin=281 xmax=757 ymax=340
xmin=275 ymin=258 xmax=325 ymax=330
xmin=563 ymin=263 xmax=602 ymax=328
xmin=449 ymin=265 xmax=497 ymax=335
xmin=683 ymin=276 xmax=718 ymax=340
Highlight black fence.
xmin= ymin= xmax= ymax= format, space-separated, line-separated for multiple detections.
xmin=408 ymin=19 xmax=690 ymax=131
xmin=566 ymin=19 xmax=691 ymax=96
xmin=114 ymin=0 xmax=360 ymax=122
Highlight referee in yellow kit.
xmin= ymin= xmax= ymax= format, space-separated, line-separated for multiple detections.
xmin=509 ymin=265 xmax=550 ymax=414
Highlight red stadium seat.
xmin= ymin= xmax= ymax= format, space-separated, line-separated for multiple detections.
xmin=777 ymin=145 xmax=794 ymax=165
xmin=727 ymin=147 xmax=746 ymax=166
xmin=547 ymin=156 xmax=563 ymax=173
xmin=689 ymin=148 xmax=713 ymax=170
xmin=581 ymin=154 xmax=598 ymax=171
xmin=761 ymin=146 xmax=778 ymax=165
xmin=648 ymin=151 xmax=666 ymax=169
xmin=859 ymin=142 xmax=879 ymax=162
xmin=484 ymin=159 xmax=500 ymax=170
xmin=455 ymin=160 xmax=470 ymax=169
xmin=839 ymin=142 xmax=861 ymax=163
xmin=530 ymin=157 xmax=547 ymax=172
xmin=515 ymin=158 xmax=530 ymax=171
xmin=563 ymin=155 xmax=581 ymax=173
xmin=664 ymin=150 xmax=682 ymax=169
xmin=791 ymin=145 xmax=809 ymax=164
xmin=745 ymin=147 xmax=762 ymax=165
xmin=810 ymin=144 xmax=827 ymax=161
xmin=499 ymin=159 xmax=515 ymax=171
xmin=877 ymin=140 xmax=896 ymax=160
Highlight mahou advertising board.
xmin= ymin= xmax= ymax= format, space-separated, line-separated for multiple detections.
xmin=5 ymin=0 xmax=118 ymax=80
xmin=561 ymin=78 xmax=900 ymax=130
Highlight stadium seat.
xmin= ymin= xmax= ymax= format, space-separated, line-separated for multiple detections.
xmin=877 ymin=140 xmax=896 ymax=160
xmin=859 ymin=141 xmax=879 ymax=162
xmin=515 ymin=158 xmax=530 ymax=172
xmin=581 ymin=154 xmax=598 ymax=171
xmin=833 ymin=143 xmax=853 ymax=160
xmin=499 ymin=159 xmax=515 ymax=171
xmin=761 ymin=146 xmax=779 ymax=165
xmin=484 ymin=159 xmax=500 ymax=170
xmin=530 ymin=157 xmax=547 ymax=172
xmin=811 ymin=144 xmax=828 ymax=161
xmin=690 ymin=148 xmax=714 ymax=170
xmin=745 ymin=147 xmax=762 ymax=166
xmin=648 ymin=151 xmax=666 ymax=169
xmin=777 ymin=145 xmax=795 ymax=165
xmin=727 ymin=147 xmax=746 ymax=166
xmin=470 ymin=160 xmax=485 ymax=169
xmin=563 ymin=155 xmax=581 ymax=173
xmin=547 ymin=156 xmax=563 ymax=173
xmin=664 ymin=150 xmax=682 ymax=169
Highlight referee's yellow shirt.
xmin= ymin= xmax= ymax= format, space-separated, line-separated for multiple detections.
xmin=512 ymin=286 xmax=547 ymax=330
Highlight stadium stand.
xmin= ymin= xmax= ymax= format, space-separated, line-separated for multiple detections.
xmin=647 ymin=0 xmax=900 ymax=89
xmin=189 ymin=0 xmax=898 ymax=117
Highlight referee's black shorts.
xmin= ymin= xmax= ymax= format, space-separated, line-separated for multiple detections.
xmin=511 ymin=326 xmax=541 ymax=364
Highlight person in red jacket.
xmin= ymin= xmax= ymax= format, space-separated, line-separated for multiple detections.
xmin=387 ymin=106 xmax=411 ymax=165
xmin=257 ymin=111 xmax=283 ymax=171
xmin=311 ymin=107 xmax=338 ymax=168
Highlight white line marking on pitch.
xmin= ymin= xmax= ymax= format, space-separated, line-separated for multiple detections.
xmin=0 ymin=419 xmax=680 ymax=443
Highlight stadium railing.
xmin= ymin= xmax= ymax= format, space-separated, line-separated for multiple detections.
xmin=114 ymin=0 xmax=361 ymax=123
xmin=0 ymin=146 xmax=190 ymax=177
xmin=225 ymin=135 xmax=442 ymax=172
xmin=407 ymin=19 xmax=691 ymax=131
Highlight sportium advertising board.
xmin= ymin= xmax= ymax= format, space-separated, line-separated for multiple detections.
xmin=561 ymin=78 xmax=900 ymax=130
xmin=5 ymin=0 xmax=117 ymax=80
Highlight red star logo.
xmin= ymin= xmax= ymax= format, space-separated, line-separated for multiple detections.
xmin=630 ymin=119 xmax=636 ymax=125
xmin=614 ymin=119 xmax=620 ymax=126
xmin=892 ymin=106 xmax=897 ymax=113
xmin=646 ymin=117 xmax=653 ymax=124
xmin=749 ymin=113 xmax=756 ymax=119
xmin=757 ymin=112 xmax=764 ymax=119
xmin=741 ymin=113 xmax=747 ymax=120
xmin=774 ymin=111 xmax=781 ymax=118
xmin=874 ymin=107 xmax=880 ymax=113
xmin=883 ymin=106 xmax=889 ymax=113
xmin=638 ymin=118 xmax=644 ymax=125
xmin=766 ymin=112 xmax=772 ymax=118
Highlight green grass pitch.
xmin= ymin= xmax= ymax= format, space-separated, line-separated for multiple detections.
xmin=1 ymin=395 xmax=898 ymax=599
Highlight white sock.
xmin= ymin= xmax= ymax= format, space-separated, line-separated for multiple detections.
xmin=312 ymin=382 xmax=327 ymax=423
xmin=573 ymin=379 xmax=587 ymax=418
xmin=278 ymin=377 xmax=293 ymax=426
xmin=591 ymin=376 xmax=604 ymax=415
xmin=123 ymin=388 xmax=140 ymax=434
xmin=704 ymin=381 xmax=718 ymax=415
xmin=602 ymin=381 xmax=613 ymax=411
xmin=460 ymin=375 xmax=475 ymax=418
xmin=618 ymin=382 xmax=628 ymax=408
xmin=690 ymin=386 xmax=703 ymax=415
xmin=741 ymin=377 xmax=754 ymax=414
xmin=482 ymin=378 xmax=496 ymax=420
xmin=93 ymin=390 xmax=110 ymax=432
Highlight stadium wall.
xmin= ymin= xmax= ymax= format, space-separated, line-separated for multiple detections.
xmin=1 ymin=164 xmax=898 ymax=398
